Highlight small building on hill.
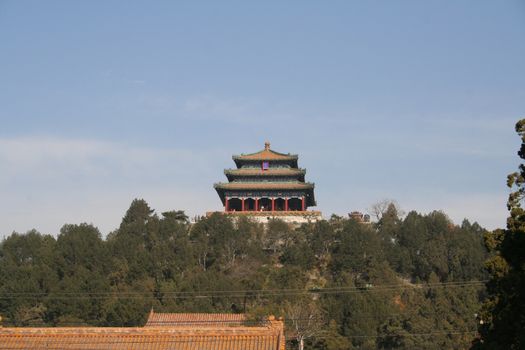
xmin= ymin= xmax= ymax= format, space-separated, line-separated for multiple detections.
xmin=212 ymin=142 xmax=322 ymax=224
xmin=348 ymin=211 xmax=371 ymax=223
xmin=0 ymin=313 xmax=285 ymax=350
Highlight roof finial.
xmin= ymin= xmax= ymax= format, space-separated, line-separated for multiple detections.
xmin=264 ymin=141 xmax=270 ymax=151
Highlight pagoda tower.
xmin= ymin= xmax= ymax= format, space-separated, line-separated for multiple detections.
xmin=213 ymin=142 xmax=321 ymax=223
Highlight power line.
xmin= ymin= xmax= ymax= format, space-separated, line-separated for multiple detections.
xmin=1 ymin=279 xmax=487 ymax=295
xmin=3 ymin=319 xmax=478 ymax=329
xmin=288 ymin=329 xmax=479 ymax=340
xmin=0 ymin=280 xmax=486 ymax=300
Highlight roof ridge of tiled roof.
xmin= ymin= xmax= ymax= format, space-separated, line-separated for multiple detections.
xmin=149 ymin=312 xmax=248 ymax=316
xmin=147 ymin=312 xmax=258 ymax=316
xmin=0 ymin=326 xmax=280 ymax=334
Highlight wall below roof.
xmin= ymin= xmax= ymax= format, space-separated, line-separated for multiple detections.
xmin=206 ymin=211 xmax=323 ymax=225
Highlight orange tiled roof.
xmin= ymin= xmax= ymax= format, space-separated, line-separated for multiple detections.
xmin=0 ymin=316 xmax=285 ymax=350
xmin=214 ymin=182 xmax=314 ymax=190
xmin=145 ymin=311 xmax=248 ymax=327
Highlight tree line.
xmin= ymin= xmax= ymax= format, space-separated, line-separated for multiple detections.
xmin=0 ymin=199 xmax=489 ymax=349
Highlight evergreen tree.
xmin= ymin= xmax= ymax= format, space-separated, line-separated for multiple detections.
xmin=475 ymin=119 xmax=525 ymax=349
xmin=0 ymin=230 xmax=57 ymax=325
xmin=0 ymin=198 xmax=492 ymax=347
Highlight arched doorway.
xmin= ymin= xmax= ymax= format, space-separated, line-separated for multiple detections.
xmin=228 ymin=198 xmax=242 ymax=212
xmin=288 ymin=197 xmax=302 ymax=211
xmin=275 ymin=198 xmax=285 ymax=211
xmin=245 ymin=198 xmax=256 ymax=211
xmin=259 ymin=198 xmax=271 ymax=211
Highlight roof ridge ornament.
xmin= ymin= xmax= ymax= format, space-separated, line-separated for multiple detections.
xmin=264 ymin=141 xmax=270 ymax=151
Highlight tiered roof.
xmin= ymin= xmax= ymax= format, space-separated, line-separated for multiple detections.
xmin=214 ymin=142 xmax=316 ymax=207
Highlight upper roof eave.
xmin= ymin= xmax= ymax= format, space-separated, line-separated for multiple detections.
xmin=224 ymin=168 xmax=306 ymax=175
xmin=214 ymin=182 xmax=315 ymax=190
xmin=214 ymin=183 xmax=316 ymax=206
xmin=232 ymin=150 xmax=298 ymax=161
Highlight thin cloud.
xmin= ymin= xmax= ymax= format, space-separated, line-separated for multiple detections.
xmin=0 ymin=136 xmax=215 ymax=176
xmin=0 ymin=136 xmax=226 ymax=237
xmin=136 ymin=93 xmax=301 ymax=125
xmin=0 ymin=134 xmax=513 ymax=237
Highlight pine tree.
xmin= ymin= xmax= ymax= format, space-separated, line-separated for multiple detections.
xmin=475 ymin=119 xmax=525 ymax=349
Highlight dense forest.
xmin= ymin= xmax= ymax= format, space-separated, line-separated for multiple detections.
xmin=0 ymin=200 xmax=488 ymax=349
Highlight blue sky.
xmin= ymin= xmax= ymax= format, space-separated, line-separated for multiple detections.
xmin=1 ymin=1 xmax=524 ymax=236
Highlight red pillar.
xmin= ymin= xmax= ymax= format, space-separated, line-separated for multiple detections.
xmin=225 ymin=197 xmax=229 ymax=212
xmin=241 ymin=198 xmax=245 ymax=212
xmin=271 ymin=198 xmax=275 ymax=212
xmin=255 ymin=198 xmax=259 ymax=211
xmin=285 ymin=198 xmax=289 ymax=211
xmin=301 ymin=197 xmax=305 ymax=211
